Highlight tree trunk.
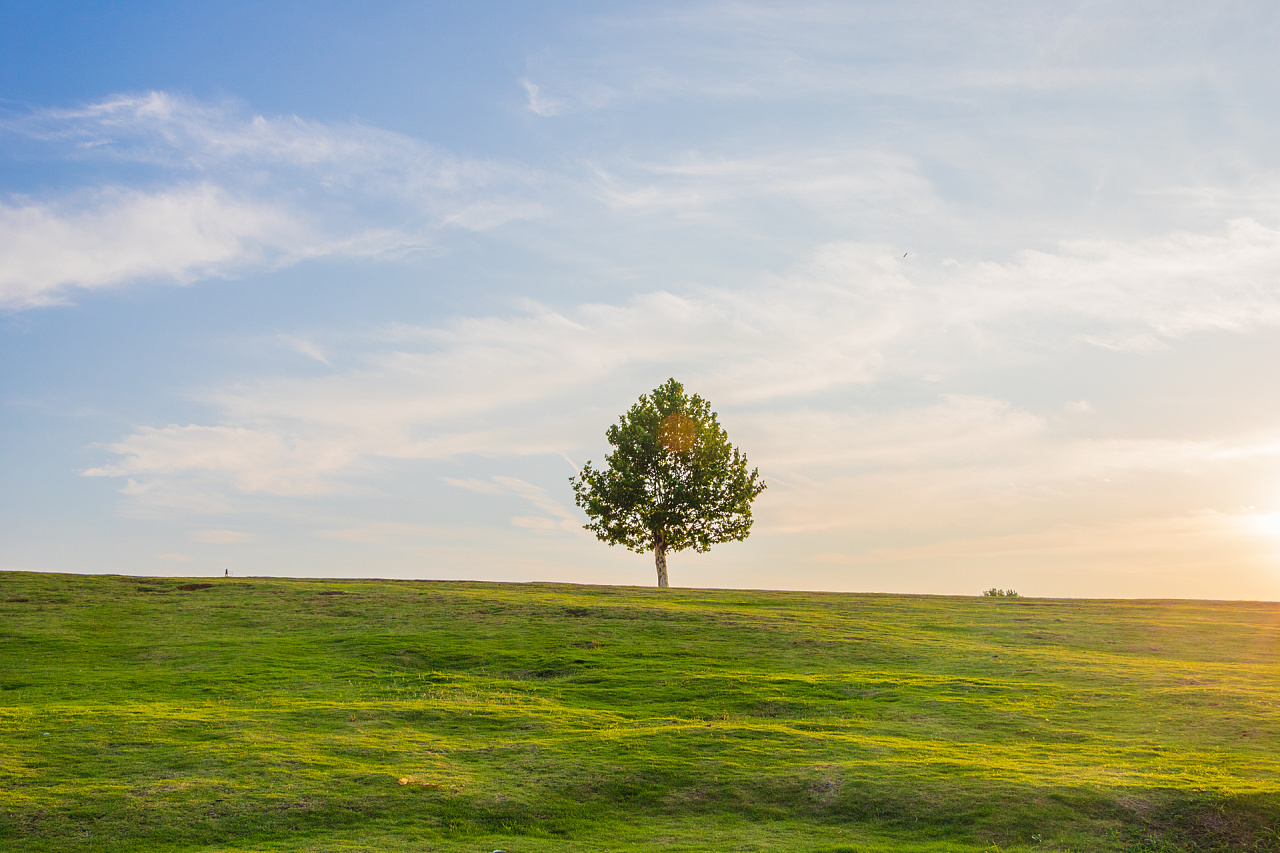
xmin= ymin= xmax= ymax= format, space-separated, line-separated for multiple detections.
xmin=654 ymin=530 xmax=669 ymax=588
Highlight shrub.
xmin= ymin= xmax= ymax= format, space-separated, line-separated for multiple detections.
xmin=982 ymin=588 xmax=1020 ymax=598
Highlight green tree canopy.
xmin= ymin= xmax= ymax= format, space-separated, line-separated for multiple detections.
xmin=570 ymin=378 xmax=766 ymax=587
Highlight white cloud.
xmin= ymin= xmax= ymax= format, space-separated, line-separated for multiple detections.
xmin=9 ymin=81 xmax=1275 ymax=316
xmin=81 ymin=218 xmax=1280 ymax=523
xmin=519 ymin=1 xmax=1280 ymax=261
xmin=961 ymin=218 xmax=1280 ymax=346
xmin=529 ymin=2 xmax=1272 ymax=106
xmin=77 ymin=276 xmax=893 ymax=503
xmin=35 ymin=193 xmax=1274 ymax=596
xmin=492 ymin=475 xmax=588 ymax=535
xmin=448 ymin=475 xmax=588 ymax=535
xmin=0 ymin=185 xmax=307 ymax=309
xmin=776 ymin=218 xmax=1280 ymax=363
xmin=280 ymin=335 xmax=331 ymax=365
xmin=7 ymin=91 xmax=525 ymax=187
xmin=85 ymin=424 xmax=364 ymax=496
xmin=0 ymin=92 xmax=547 ymax=309
xmin=585 ymin=149 xmax=939 ymax=227
xmin=750 ymin=404 xmax=1280 ymax=535
xmin=520 ymin=79 xmax=565 ymax=117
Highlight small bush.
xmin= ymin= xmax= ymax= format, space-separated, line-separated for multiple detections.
xmin=982 ymin=588 xmax=1020 ymax=598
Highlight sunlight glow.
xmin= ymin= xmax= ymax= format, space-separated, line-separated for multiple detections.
xmin=1249 ymin=511 xmax=1280 ymax=542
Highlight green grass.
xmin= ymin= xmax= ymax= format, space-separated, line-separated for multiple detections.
xmin=1 ymin=572 xmax=1278 ymax=852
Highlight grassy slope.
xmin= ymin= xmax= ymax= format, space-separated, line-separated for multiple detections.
xmin=1 ymin=572 xmax=1278 ymax=853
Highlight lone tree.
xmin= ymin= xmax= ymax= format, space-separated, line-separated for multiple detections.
xmin=570 ymin=378 xmax=766 ymax=587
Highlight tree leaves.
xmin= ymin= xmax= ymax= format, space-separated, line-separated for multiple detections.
xmin=570 ymin=378 xmax=766 ymax=557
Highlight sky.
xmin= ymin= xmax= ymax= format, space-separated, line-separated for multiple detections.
xmin=3 ymin=1 xmax=1280 ymax=599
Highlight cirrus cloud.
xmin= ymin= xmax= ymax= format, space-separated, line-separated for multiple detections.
xmin=0 ymin=185 xmax=306 ymax=309
xmin=0 ymin=92 xmax=548 ymax=310
xmin=82 ymin=214 xmax=1280 ymax=515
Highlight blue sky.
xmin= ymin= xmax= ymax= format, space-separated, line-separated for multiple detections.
xmin=4 ymin=1 xmax=1280 ymax=598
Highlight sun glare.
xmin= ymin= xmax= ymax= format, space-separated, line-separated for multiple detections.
xmin=1249 ymin=510 xmax=1280 ymax=541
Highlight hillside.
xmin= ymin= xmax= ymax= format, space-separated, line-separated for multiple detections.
xmin=1 ymin=572 xmax=1277 ymax=852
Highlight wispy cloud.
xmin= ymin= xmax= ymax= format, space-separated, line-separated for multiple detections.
xmin=529 ymin=1 xmax=1274 ymax=106
xmin=0 ymin=92 xmax=547 ymax=309
xmin=5 ymin=4 xmax=1278 ymax=597
xmin=82 ymin=214 xmax=1280 ymax=516
xmin=5 ymin=91 xmax=526 ymax=186
xmin=279 ymin=335 xmax=331 ymax=365
xmin=520 ymin=79 xmax=565 ymax=117
xmin=448 ymin=475 xmax=588 ymax=535
xmin=522 ymin=1 xmax=1280 ymax=256
xmin=746 ymin=400 xmax=1280 ymax=535
xmin=85 ymin=424 xmax=366 ymax=497
xmin=586 ymin=148 xmax=939 ymax=228
xmin=0 ymin=185 xmax=305 ymax=309
xmin=962 ymin=218 xmax=1280 ymax=347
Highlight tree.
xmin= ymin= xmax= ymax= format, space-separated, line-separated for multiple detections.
xmin=570 ymin=378 xmax=766 ymax=587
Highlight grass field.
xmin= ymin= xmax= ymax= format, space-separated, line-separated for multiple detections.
xmin=1 ymin=571 xmax=1278 ymax=852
